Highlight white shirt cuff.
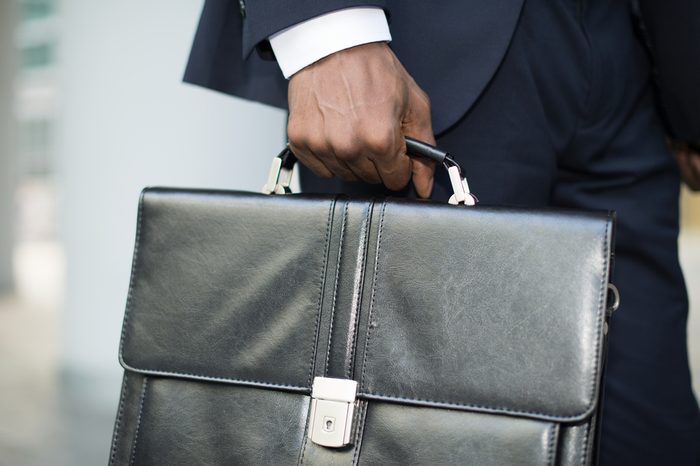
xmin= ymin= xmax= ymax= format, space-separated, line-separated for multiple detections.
xmin=269 ymin=7 xmax=391 ymax=79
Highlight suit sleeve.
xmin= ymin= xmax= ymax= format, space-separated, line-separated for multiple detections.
xmin=183 ymin=0 xmax=387 ymax=110
xmin=240 ymin=0 xmax=389 ymax=58
xmin=638 ymin=0 xmax=700 ymax=148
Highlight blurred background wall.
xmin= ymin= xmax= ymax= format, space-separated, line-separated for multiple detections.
xmin=0 ymin=0 xmax=17 ymax=291
xmin=56 ymin=0 xmax=287 ymax=380
xmin=0 ymin=1 xmax=698 ymax=465
xmin=1 ymin=0 xmax=286 ymax=464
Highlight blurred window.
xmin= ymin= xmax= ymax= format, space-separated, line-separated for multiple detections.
xmin=18 ymin=119 xmax=53 ymax=176
xmin=21 ymin=0 xmax=54 ymax=21
xmin=20 ymin=43 xmax=53 ymax=69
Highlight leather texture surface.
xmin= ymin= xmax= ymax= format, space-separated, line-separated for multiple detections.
xmin=130 ymin=379 xmax=309 ymax=465
xmin=358 ymin=402 xmax=557 ymax=466
xmin=357 ymin=201 xmax=611 ymax=421
xmin=112 ymin=187 xmax=615 ymax=465
xmin=120 ymin=190 xmax=336 ymax=390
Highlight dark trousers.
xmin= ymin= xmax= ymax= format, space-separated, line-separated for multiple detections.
xmin=299 ymin=0 xmax=700 ymax=463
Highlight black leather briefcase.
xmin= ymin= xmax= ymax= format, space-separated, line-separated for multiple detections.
xmin=109 ymin=139 xmax=617 ymax=465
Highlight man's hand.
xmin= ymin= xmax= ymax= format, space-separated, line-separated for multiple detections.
xmin=669 ymin=140 xmax=700 ymax=191
xmin=287 ymin=42 xmax=436 ymax=197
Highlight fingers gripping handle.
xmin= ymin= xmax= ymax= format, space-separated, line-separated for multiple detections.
xmin=404 ymin=137 xmax=477 ymax=206
xmin=262 ymin=137 xmax=477 ymax=206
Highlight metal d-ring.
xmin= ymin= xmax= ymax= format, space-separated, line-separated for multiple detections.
xmin=607 ymin=283 xmax=620 ymax=313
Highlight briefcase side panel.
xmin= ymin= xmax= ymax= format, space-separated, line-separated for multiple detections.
xmin=119 ymin=189 xmax=337 ymax=389
xmin=357 ymin=201 xmax=613 ymax=421
xmin=557 ymin=419 xmax=596 ymax=466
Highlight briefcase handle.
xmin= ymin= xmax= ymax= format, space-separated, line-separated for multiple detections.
xmin=262 ymin=137 xmax=478 ymax=206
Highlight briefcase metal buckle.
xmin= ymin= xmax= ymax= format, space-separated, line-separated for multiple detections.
xmin=447 ymin=165 xmax=477 ymax=206
xmin=262 ymin=147 xmax=295 ymax=195
xmin=309 ymin=377 xmax=358 ymax=448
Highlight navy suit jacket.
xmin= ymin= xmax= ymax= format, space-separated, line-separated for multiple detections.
xmin=184 ymin=0 xmax=699 ymax=145
xmin=638 ymin=0 xmax=700 ymax=148
xmin=183 ymin=0 xmax=524 ymax=135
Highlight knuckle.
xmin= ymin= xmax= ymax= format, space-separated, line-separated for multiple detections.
xmin=331 ymin=136 xmax=360 ymax=161
xmin=287 ymin=120 xmax=307 ymax=146
xmin=289 ymin=124 xmax=326 ymax=153
xmin=307 ymin=135 xmax=326 ymax=152
xmin=362 ymin=127 xmax=397 ymax=155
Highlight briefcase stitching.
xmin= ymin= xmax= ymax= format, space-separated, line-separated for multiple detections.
xmin=545 ymin=423 xmax=559 ymax=466
xmin=306 ymin=198 xmax=336 ymax=387
xmin=128 ymin=376 xmax=149 ymax=466
xmin=297 ymin=402 xmax=312 ymax=466
xmin=359 ymin=391 xmax=589 ymax=422
xmin=346 ymin=202 xmax=374 ymax=380
xmin=359 ymin=201 xmax=387 ymax=390
xmin=109 ymin=372 xmax=129 ymax=466
xmin=579 ymin=412 xmax=597 ymax=466
xmin=298 ymin=437 xmax=309 ymax=465
xmin=579 ymin=424 xmax=589 ymax=466
xmin=118 ymin=364 xmax=308 ymax=391
xmin=351 ymin=401 xmax=369 ymax=466
xmin=324 ymin=201 xmax=349 ymax=376
xmin=118 ymin=190 xmax=147 ymax=375
xmin=585 ymin=217 xmax=612 ymax=421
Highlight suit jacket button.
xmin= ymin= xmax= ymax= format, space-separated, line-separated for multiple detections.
xmin=238 ymin=0 xmax=246 ymax=18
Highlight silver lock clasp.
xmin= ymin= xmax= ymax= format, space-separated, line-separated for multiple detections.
xmin=309 ymin=377 xmax=358 ymax=448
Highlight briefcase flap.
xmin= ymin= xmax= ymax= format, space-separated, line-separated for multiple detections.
xmin=120 ymin=188 xmax=614 ymax=423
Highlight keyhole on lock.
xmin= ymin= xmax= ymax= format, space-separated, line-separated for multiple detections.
xmin=323 ymin=416 xmax=335 ymax=432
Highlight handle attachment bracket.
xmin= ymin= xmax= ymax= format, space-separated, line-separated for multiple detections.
xmin=263 ymin=139 xmax=477 ymax=206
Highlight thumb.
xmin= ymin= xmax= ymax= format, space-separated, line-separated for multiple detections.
xmin=403 ymin=126 xmax=436 ymax=199
xmin=403 ymin=85 xmax=436 ymax=198
xmin=411 ymin=155 xmax=436 ymax=198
